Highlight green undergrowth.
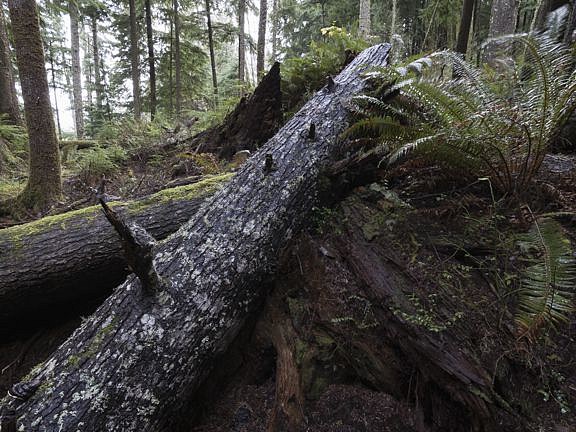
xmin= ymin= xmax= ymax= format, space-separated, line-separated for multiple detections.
xmin=282 ymin=26 xmax=369 ymax=114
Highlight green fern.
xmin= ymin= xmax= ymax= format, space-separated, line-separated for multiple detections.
xmin=516 ymin=219 xmax=576 ymax=339
xmin=345 ymin=31 xmax=576 ymax=196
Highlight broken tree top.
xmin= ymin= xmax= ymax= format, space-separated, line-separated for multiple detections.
xmin=1 ymin=44 xmax=390 ymax=431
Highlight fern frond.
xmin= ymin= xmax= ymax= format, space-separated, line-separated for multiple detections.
xmin=516 ymin=219 xmax=576 ymax=339
xmin=342 ymin=116 xmax=410 ymax=140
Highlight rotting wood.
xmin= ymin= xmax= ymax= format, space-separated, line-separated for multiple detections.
xmin=0 ymin=44 xmax=390 ymax=431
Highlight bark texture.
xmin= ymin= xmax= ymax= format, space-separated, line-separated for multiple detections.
xmin=69 ymin=0 xmax=84 ymax=138
xmin=256 ymin=0 xmax=267 ymax=78
xmin=238 ymin=0 xmax=246 ymax=85
xmin=174 ymin=0 xmax=181 ymax=116
xmin=129 ymin=0 xmax=141 ymax=119
xmin=47 ymin=40 xmax=62 ymax=139
xmin=0 ymin=175 xmax=229 ymax=339
xmin=271 ymin=0 xmax=277 ymax=61
xmin=205 ymin=0 xmax=218 ymax=97
xmin=358 ymin=0 xmax=371 ymax=38
xmin=0 ymin=5 xmax=21 ymax=125
xmin=455 ymin=0 xmax=475 ymax=55
xmin=9 ymin=0 xmax=62 ymax=211
xmin=145 ymin=0 xmax=157 ymax=119
xmin=488 ymin=0 xmax=517 ymax=37
xmin=92 ymin=11 xmax=103 ymax=114
xmin=187 ymin=62 xmax=282 ymax=159
xmin=1 ymin=44 xmax=390 ymax=431
xmin=483 ymin=0 xmax=518 ymax=64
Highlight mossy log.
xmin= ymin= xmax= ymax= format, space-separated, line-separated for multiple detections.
xmin=0 ymin=174 xmax=231 ymax=338
xmin=0 ymin=44 xmax=390 ymax=431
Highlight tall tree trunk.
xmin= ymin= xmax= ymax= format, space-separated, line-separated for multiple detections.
xmin=390 ymin=0 xmax=396 ymax=38
xmin=101 ymin=57 xmax=113 ymax=120
xmin=169 ymin=14 xmax=174 ymax=114
xmin=271 ymin=0 xmax=277 ymax=61
xmin=358 ymin=0 xmax=371 ymax=38
xmin=47 ymin=40 xmax=62 ymax=140
xmin=0 ymin=44 xmax=391 ymax=432
xmin=256 ymin=0 xmax=267 ymax=79
xmin=455 ymin=0 xmax=475 ymax=55
xmin=0 ymin=5 xmax=21 ymax=125
xmin=485 ymin=0 xmax=517 ymax=64
xmin=129 ymin=0 xmax=141 ymax=119
xmin=238 ymin=0 xmax=245 ymax=86
xmin=69 ymin=0 xmax=84 ymax=138
xmin=92 ymin=12 xmax=103 ymax=113
xmin=8 ymin=0 xmax=62 ymax=211
xmin=205 ymin=0 xmax=218 ymax=99
xmin=488 ymin=0 xmax=517 ymax=37
xmin=145 ymin=0 xmax=157 ymax=119
xmin=84 ymin=24 xmax=93 ymax=110
xmin=173 ymin=0 xmax=181 ymax=116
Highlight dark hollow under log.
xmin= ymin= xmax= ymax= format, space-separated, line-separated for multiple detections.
xmin=0 ymin=175 xmax=230 ymax=339
xmin=0 ymin=44 xmax=390 ymax=431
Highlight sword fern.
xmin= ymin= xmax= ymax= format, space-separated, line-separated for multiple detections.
xmin=345 ymin=32 xmax=576 ymax=196
xmin=516 ymin=218 xmax=576 ymax=339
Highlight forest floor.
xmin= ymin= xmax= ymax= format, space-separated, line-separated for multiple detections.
xmin=0 ymin=128 xmax=575 ymax=430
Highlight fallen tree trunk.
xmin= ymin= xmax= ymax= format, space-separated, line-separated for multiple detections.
xmin=0 ymin=175 xmax=230 ymax=338
xmin=0 ymin=44 xmax=390 ymax=431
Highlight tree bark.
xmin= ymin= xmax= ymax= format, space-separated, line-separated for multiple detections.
xmin=69 ymin=0 xmax=84 ymax=138
xmin=84 ymin=24 xmax=94 ymax=110
xmin=455 ymin=0 xmax=475 ymax=55
xmin=358 ymin=0 xmax=371 ymax=38
xmin=129 ymin=0 xmax=141 ymax=120
xmin=0 ymin=44 xmax=390 ymax=431
xmin=271 ymin=0 xmax=277 ymax=61
xmin=174 ymin=0 xmax=181 ymax=116
xmin=484 ymin=0 xmax=518 ymax=64
xmin=0 ymin=175 xmax=229 ymax=339
xmin=92 ymin=11 xmax=103 ymax=114
xmin=238 ymin=0 xmax=246 ymax=86
xmin=256 ymin=0 xmax=267 ymax=79
xmin=145 ymin=0 xmax=157 ymax=119
xmin=0 ymin=4 xmax=21 ymax=125
xmin=205 ymin=0 xmax=218 ymax=99
xmin=47 ymin=40 xmax=62 ymax=140
xmin=9 ymin=0 xmax=62 ymax=211
xmin=488 ymin=0 xmax=517 ymax=37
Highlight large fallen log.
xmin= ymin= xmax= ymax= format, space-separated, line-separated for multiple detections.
xmin=0 ymin=174 xmax=230 ymax=338
xmin=0 ymin=44 xmax=390 ymax=431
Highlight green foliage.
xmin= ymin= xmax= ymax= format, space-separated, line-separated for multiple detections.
xmin=345 ymin=33 xmax=576 ymax=196
xmin=93 ymin=118 xmax=166 ymax=150
xmin=516 ymin=218 xmax=576 ymax=339
xmin=0 ymin=117 xmax=27 ymax=178
xmin=69 ymin=144 xmax=128 ymax=181
xmin=282 ymin=26 xmax=369 ymax=113
xmin=187 ymin=95 xmax=242 ymax=133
